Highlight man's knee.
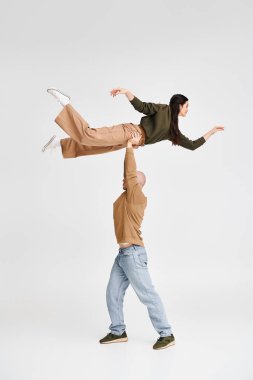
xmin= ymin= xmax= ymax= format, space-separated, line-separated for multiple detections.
xmin=135 ymin=285 xmax=157 ymax=305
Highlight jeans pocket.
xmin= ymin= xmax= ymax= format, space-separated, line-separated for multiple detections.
xmin=133 ymin=252 xmax=148 ymax=268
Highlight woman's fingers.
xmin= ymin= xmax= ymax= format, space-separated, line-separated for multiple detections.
xmin=214 ymin=126 xmax=225 ymax=131
xmin=110 ymin=88 xmax=120 ymax=96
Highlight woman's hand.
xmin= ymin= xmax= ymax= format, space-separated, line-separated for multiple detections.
xmin=212 ymin=126 xmax=225 ymax=134
xmin=203 ymin=126 xmax=224 ymax=141
xmin=110 ymin=88 xmax=128 ymax=97
xmin=110 ymin=88 xmax=134 ymax=101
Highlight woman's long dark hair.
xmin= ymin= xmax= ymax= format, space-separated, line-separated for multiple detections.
xmin=169 ymin=94 xmax=188 ymax=145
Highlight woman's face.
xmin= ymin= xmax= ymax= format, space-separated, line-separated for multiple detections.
xmin=179 ymin=101 xmax=189 ymax=117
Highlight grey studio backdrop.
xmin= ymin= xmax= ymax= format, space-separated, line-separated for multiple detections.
xmin=0 ymin=0 xmax=252 ymax=379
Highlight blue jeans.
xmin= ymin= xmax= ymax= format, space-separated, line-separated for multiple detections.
xmin=106 ymin=244 xmax=173 ymax=337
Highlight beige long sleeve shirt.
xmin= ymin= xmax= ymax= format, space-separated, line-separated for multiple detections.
xmin=113 ymin=147 xmax=147 ymax=246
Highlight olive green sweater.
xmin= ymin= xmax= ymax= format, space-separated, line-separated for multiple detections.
xmin=130 ymin=96 xmax=206 ymax=150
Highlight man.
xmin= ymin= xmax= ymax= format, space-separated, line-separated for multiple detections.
xmin=99 ymin=132 xmax=175 ymax=350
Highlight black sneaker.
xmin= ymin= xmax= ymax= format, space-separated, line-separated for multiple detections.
xmin=153 ymin=334 xmax=175 ymax=350
xmin=99 ymin=331 xmax=128 ymax=344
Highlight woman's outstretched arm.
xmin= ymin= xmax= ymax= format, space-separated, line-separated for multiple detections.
xmin=203 ymin=126 xmax=224 ymax=141
xmin=178 ymin=126 xmax=224 ymax=150
xmin=110 ymin=87 xmax=162 ymax=115
xmin=110 ymin=88 xmax=135 ymax=101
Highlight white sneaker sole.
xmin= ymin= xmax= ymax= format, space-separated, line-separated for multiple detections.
xmin=100 ymin=337 xmax=128 ymax=344
xmin=41 ymin=135 xmax=57 ymax=152
xmin=153 ymin=340 xmax=175 ymax=350
xmin=47 ymin=87 xmax=71 ymax=100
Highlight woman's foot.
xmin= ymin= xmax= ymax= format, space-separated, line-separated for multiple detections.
xmin=41 ymin=135 xmax=61 ymax=152
xmin=47 ymin=88 xmax=71 ymax=106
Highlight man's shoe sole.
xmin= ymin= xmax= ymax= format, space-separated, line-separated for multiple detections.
xmin=100 ymin=337 xmax=128 ymax=344
xmin=41 ymin=135 xmax=56 ymax=152
xmin=47 ymin=88 xmax=71 ymax=100
xmin=153 ymin=341 xmax=175 ymax=350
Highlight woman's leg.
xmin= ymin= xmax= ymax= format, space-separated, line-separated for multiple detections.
xmin=60 ymin=138 xmax=127 ymax=158
xmin=55 ymin=104 xmax=145 ymax=147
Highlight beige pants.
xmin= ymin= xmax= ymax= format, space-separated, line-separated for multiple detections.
xmin=55 ymin=104 xmax=146 ymax=158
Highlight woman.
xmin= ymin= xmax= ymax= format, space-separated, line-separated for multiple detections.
xmin=42 ymin=87 xmax=224 ymax=157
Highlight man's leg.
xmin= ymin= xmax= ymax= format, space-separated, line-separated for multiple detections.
xmin=120 ymin=247 xmax=173 ymax=337
xmin=106 ymin=255 xmax=130 ymax=336
xmin=55 ymin=104 xmax=144 ymax=148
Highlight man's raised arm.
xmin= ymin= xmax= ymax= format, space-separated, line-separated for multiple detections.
xmin=124 ymin=142 xmax=138 ymax=187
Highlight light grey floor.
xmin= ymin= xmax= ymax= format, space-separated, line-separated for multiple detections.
xmin=1 ymin=272 xmax=252 ymax=380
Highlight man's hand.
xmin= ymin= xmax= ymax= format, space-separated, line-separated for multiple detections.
xmin=110 ymin=88 xmax=134 ymax=101
xmin=127 ymin=132 xmax=142 ymax=148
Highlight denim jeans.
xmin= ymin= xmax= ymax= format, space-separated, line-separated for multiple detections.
xmin=106 ymin=244 xmax=172 ymax=337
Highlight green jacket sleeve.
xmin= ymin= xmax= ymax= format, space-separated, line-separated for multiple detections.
xmin=178 ymin=131 xmax=206 ymax=151
xmin=130 ymin=96 xmax=162 ymax=116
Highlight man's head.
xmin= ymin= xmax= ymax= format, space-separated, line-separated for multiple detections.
xmin=123 ymin=171 xmax=146 ymax=190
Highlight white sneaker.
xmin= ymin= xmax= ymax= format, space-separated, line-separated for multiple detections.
xmin=47 ymin=88 xmax=71 ymax=106
xmin=42 ymin=135 xmax=60 ymax=152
